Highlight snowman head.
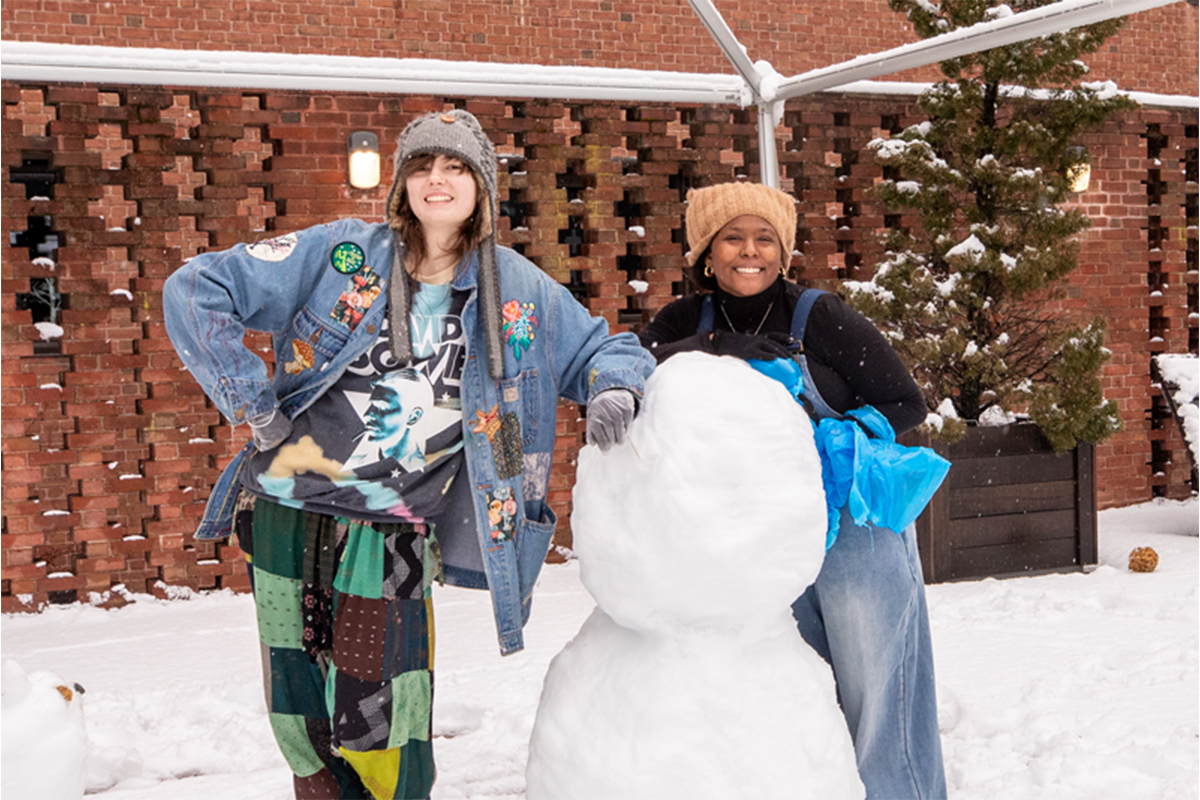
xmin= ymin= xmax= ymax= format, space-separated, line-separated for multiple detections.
xmin=572 ymin=352 xmax=828 ymax=637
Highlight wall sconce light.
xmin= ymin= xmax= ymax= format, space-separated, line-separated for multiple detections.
xmin=1066 ymin=145 xmax=1090 ymax=193
xmin=347 ymin=132 xmax=381 ymax=189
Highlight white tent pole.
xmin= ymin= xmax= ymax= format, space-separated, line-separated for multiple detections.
xmin=685 ymin=0 xmax=763 ymax=96
xmin=0 ymin=42 xmax=748 ymax=105
xmin=757 ymin=103 xmax=781 ymax=189
xmin=2 ymin=0 xmax=1184 ymax=191
xmin=686 ymin=0 xmax=1183 ymax=186
xmin=686 ymin=0 xmax=783 ymax=188
xmin=771 ymin=0 xmax=1183 ymax=101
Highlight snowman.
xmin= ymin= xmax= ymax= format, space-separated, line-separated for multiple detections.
xmin=1 ymin=660 xmax=89 ymax=800
xmin=526 ymin=352 xmax=863 ymax=800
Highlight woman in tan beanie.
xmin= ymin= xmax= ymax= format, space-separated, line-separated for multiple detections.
xmin=639 ymin=181 xmax=946 ymax=800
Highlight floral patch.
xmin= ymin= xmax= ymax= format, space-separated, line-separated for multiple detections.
xmin=331 ymin=266 xmax=383 ymax=330
xmin=486 ymin=486 xmax=518 ymax=544
xmin=502 ymin=300 xmax=538 ymax=360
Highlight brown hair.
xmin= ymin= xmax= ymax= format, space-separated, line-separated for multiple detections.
xmin=393 ymin=153 xmax=492 ymax=272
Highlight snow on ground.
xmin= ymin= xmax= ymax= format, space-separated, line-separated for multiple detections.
xmin=2 ymin=498 xmax=1196 ymax=800
xmin=1156 ymin=354 xmax=1198 ymax=467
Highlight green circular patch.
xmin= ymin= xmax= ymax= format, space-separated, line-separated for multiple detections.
xmin=331 ymin=242 xmax=365 ymax=274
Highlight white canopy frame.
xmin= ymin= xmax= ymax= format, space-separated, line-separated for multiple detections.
xmin=0 ymin=0 xmax=1185 ymax=186
xmin=687 ymin=0 xmax=1182 ymax=186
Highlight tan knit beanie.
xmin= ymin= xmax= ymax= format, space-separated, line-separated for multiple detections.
xmin=685 ymin=183 xmax=797 ymax=267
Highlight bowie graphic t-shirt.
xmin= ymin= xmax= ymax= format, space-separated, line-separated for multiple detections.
xmin=242 ymin=282 xmax=468 ymax=523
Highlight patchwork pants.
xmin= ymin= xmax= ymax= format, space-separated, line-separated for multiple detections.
xmin=236 ymin=494 xmax=437 ymax=800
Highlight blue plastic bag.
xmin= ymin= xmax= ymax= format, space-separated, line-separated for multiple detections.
xmin=819 ymin=412 xmax=951 ymax=537
xmin=747 ymin=356 xmax=804 ymax=398
xmin=749 ymin=357 xmax=951 ymax=549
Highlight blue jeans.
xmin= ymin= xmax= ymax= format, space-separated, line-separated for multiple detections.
xmin=792 ymin=507 xmax=947 ymax=800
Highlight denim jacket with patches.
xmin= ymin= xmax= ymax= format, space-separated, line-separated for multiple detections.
xmin=163 ymin=218 xmax=655 ymax=655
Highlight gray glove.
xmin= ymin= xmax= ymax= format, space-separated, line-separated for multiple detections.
xmin=247 ymin=408 xmax=293 ymax=452
xmin=586 ymin=389 xmax=636 ymax=452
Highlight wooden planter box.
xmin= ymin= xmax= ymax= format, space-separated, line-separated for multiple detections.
xmin=900 ymin=423 xmax=1098 ymax=584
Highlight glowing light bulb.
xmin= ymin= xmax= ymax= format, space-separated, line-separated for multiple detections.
xmin=347 ymin=132 xmax=380 ymax=189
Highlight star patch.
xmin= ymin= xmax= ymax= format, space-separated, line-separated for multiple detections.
xmin=471 ymin=405 xmax=501 ymax=442
xmin=331 ymin=242 xmax=365 ymax=274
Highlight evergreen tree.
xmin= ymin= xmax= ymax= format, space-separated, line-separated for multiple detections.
xmin=844 ymin=0 xmax=1134 ymax=451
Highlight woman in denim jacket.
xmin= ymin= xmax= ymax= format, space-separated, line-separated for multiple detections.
xmin=164 ymin=109 xmax=654 ymax=799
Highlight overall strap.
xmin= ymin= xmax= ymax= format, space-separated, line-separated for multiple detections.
xmin=698 ymin=286 xmax=841 ymax=419
xmin=698 ymin=294 xmax=714 ymax=334
xmin=790 ymin=288 xmax=825 ymax=344
xmin=700 ymin=289 xmax=824 ymax=340
xmin=791 ymin=289 xmax=843 ymax=421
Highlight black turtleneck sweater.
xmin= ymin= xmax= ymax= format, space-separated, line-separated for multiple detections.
xmin=637 ymin=277 xmax=927 ymax=435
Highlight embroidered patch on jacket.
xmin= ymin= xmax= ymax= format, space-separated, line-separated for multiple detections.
xmin=492 ymin=412 xmax=523 ymax=479
xmin=330 ymin=242 xmax=365 ymax=275
xmin=331 ymin=266 xmax=383 ymax=330
xmin=245 ymin=232 xmax=298 ymax=262
xmin=284 ymin=338 xmax=315 ymax=375
xmin=470 ymin=405 xmax=502 ymax=442
xmin=501 ymin=300 xmax=538 ymax=360
xmin=522 ymin=452 xmax=552 ymax=502
xmin=486 ymin=486 xmax=518 ymax=544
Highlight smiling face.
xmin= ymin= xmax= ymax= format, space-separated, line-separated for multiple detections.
xmin=706 ymin=215 xmax=783 ymax=298
xmin=404 ymin=154 xmax=479 ymax=233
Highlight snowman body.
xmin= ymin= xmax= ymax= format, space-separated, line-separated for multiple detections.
xmin=1 ymin=660 xmax=89 ymax=800
xmin=526 ymin=353 xmax=864 ymax=800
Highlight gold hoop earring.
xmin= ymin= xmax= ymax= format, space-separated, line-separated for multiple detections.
xmin=704 ymin=263 xmax=714 ymax=278
xmin=779 ymin=263 xmax=787 ymax=277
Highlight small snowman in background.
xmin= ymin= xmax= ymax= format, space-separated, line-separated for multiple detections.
xmin=527 ymin=353 xmax=864 ymax=800
xmin=2 ymin=660 xmax=88 ymax=800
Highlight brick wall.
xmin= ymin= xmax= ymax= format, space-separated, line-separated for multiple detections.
xmin=2 ymin=83 xmax=1196 ymax=610
xmin=1079 ymin=110 xmax=1200 ymax=507
xmin=1 ymin=1 xmax=1196 ymax=98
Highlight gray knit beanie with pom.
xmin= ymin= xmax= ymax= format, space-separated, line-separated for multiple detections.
xmin=386 ymin=109 xmax=504 ymax=380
